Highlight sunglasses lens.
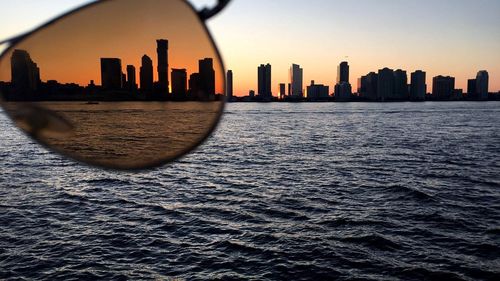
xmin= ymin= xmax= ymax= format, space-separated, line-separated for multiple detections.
xmin=0 ymin=0 xmax=225 ymax=170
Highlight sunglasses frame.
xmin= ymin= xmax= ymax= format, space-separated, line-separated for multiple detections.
xmin=0 ymin=0 xmax=232 ymax=171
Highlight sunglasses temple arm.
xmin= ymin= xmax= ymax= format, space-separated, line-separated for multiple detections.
xmin=0 ymin=33 xmax=29 ymax=46
xmin=198 ymin=0 xmax=231 ymax=21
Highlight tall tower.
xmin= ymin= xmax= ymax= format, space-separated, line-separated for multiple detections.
xmin=258 ymin=64 xmax=272 ymax=98
xmin=10 ymin=49 xmax=40 ymax=100
xmin=377 ymin=68 xmax=395 ymax=101
xmin=140 ymin=55 xmax=153 ymax=92
xmin=476 ymin=70 xmax=489 ymax=100
xmin=126 ymin=65 xmax=137 ymax=90
xmin=199 ymin=58 xmax=215 ymax=99
xmin=226 ymin=70 xmax=233 ymax=98
xmin=290 ymin=64 xmax=303 ymax=98
xmin=337 ymin=61 xmax=349 ymax=84
xmin=156 ymin=39 xmax=169 ymax=94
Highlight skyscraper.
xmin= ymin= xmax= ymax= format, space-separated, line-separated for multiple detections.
xmin=199 ymin=58 xmax=215 ymax=99
xmin=226 ymin=70 xmax=233 ymax=98
xmin=140 ymin=55 xmax=153 ymax=92
xmin=279 ymin=83 xmax=286 ymax=99
xmin=171 ymin=68 xmax=187 ymax=100
xmin=126 ymin=65 xmax=137 ymax=91
xmin=467 ymin=79 xmax=477 ymax=99
xmin=476 ymin=70 xmax=489 ymax=100
xmin=258 ymin=63 xmax=272 ymax=98
xmin=337 ymin=61 xmax=349 ymax=84
xmin=100 ymin=58 xmax=122 ymax=90
xmin=156 ymin=39 xmax=169 ymax=94
xmin=307 ymin=80 xmax=329 ymax=101
xmin=432 ymin=75 xmax=455 ymax=100
xmin=290 ymin=64 xmax=303 ymax=98
xmin=410 ymin=70 xmax=426 ymax=101
xmin=377 ymin=68 xmax=395 ymax=101
xmin=394 ymin=69 xmax=408 ymax=100
xmin=188 ymin=73 xmax=201 ymax=99
xmin=334 ymin=82 xmax=352 ymax=101
xmin=10 ymin=49 xmax=40 ymax=98
xmin=359 ymin=72 xmax=378 ymax=101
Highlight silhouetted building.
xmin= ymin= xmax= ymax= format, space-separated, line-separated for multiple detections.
xmin=100 ymin=58 xmax=122 ymax=90
xmin=189 ymin=73 xmax=201 ymax=99
xmin=337 ymin=61 xmax=349 ymax=84
xmin=199 ymin=58 xmax=215 ymax=99
xmin=140 ymin=55 xmax=154 ymax=92
xmin=126 ymin=65 xmax=137 ymax=91
xmin=279 ymin=83 xmax=286 ymax=99
xmin=227 ymin=70 xmax=233 ymax=98
xmin=359 ymin=72 xmax=378 ymax=101
xmin=394 ymin=69 xmax=408 ymax=100
xmin=467 ymin=79 xmax=477 ymax=99
xmin=290 ymin=64 xmax=303 ymax=98
xmin=258 ymin=63 xmax=272 ymax=98
xmin=377 ymin=68 xmax=395 ymax=101
xmin=410 ymin=70 xmax=426 ymax=101
xmin=11 ymin=49 xmax=40 ymax=98
xmin=476 ymin=70 xmax=489 ymax=100
xmin=171 ymin=68 xmax=187 ymax=100
xmin=157 ymin=39 xmax=169 ymax=94
xmin=432 ymin=75 xmax=455 ymax=100
xmin=334 ymin=82 xmax=352 ymax=101
xmin=307 ymin=80 xmax=329 ymax=101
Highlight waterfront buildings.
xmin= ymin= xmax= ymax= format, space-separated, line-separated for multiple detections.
xmin=227 ymin=70 xmax=233 ymax=98
xmin=337 ymin=61 xmax=349 ymax=84
xmin=199 ymin=58 xmax=216 ymax=99
xmin=10 ymin=49 xmax=40 ymax=96
xmin=171 ymin=68 xmax=187 ymax=99
xmin=140 ymin=55 xmax=154 ymax=92
xmin=279 ymin=83 xmax=286 ymax=100
xmin=307 ymin=81 xmax=329 ymax=101
xmin=476 ymin=71 xmax=489 ymax=100
xmin=258 ymin=64 xmax=272 ymax=98
xmin=126 ymin=65 xmax=137 ymax=91
xmin=394 ymin=69 xmax=408 ymax=100
xmin=410 ymin=70 xmax=426 ymax=101
xmin=377 ymin=68 xmax=395 ymax=101
xmin=290 ymin=64 xmax=303 ymax=98
xmin=156 ymin=39 xmax=169 ymax=94
xmin=335 ymin=62 xmax=352 ymax=101
xmin=432 ymin=75 xmax=455 ymax=100
xmin=100 ymin=58 xmax=122 ymax=90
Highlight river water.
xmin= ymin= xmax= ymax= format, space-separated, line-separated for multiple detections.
xmin=0 ymin=102 xmax=499 ymax=280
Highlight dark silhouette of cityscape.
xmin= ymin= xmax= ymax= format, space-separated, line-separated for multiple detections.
xmin=0 ymin=39 xmax=223 ymax=102
xmin=226 ymin=62 xmax=499 ymax=102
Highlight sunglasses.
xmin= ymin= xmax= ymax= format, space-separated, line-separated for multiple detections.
xmin=0 ymin=0 xmax=231 ymax=170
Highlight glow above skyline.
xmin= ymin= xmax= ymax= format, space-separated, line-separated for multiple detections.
xmin=1 ymin=0 xmax=499 ymax=96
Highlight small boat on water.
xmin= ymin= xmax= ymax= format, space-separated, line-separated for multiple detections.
xmin=86 ymin=101 xmax=100 ymax=105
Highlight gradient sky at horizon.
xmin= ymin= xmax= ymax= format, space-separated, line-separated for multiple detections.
xmin=1 ymin=0 xmax=499 ymax=96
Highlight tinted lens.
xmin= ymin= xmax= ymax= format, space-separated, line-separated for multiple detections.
xmin=0 ymin=0 xmax=225 ymax=170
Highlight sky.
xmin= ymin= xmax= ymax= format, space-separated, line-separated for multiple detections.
xmin=1 ymin=0 xmax=499 ymax=96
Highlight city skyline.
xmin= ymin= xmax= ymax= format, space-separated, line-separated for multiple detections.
xmin=3 ymin=39 xmax=221 ymax=102
xmin=0 ymin=0 xmax=225 ymax=95
xmin=1 ymin=1 xmax=499 ymax=95
xmin=226 ymin=60 xmax=495 ymax=101
xmin=210 ymin=0 xmax=500 ymax=96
